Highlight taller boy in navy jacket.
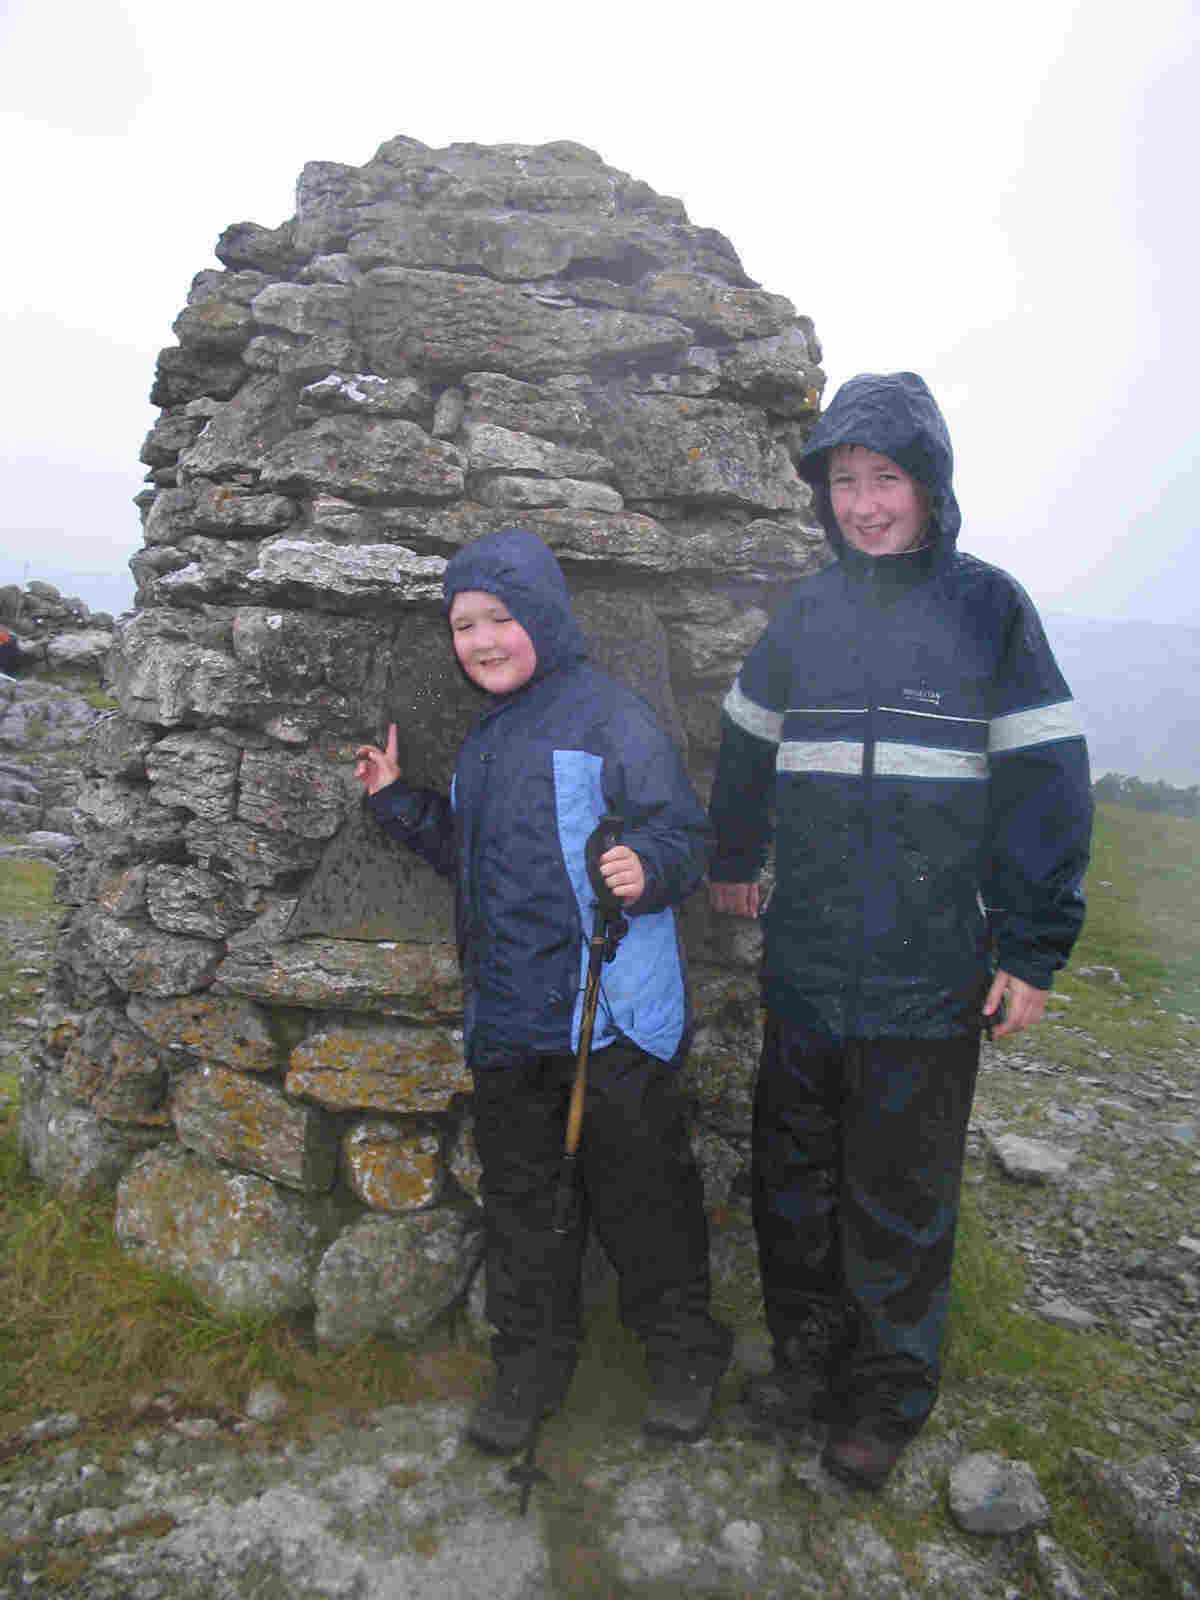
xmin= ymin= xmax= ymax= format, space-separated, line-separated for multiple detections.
xmin=709 ymin=373 xmax=1091 ymax=1488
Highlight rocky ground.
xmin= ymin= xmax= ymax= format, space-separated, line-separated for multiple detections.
xmin=1 ymin=694 xmax=1198 ymax=1594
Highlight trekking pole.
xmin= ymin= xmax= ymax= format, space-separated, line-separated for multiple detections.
xmin=509 ymin=814 xmax=628 ymax=1516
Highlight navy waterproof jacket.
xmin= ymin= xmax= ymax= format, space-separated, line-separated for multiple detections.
xmin=369 ymin=529 xmax=713 ymax=1070
xmin=709 ymin=372 xmax=1092 ymax=1039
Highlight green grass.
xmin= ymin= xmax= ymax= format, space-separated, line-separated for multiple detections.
xmin=0 ymin=859 xmax=56 ymax=1038
xmin=1072 ymin=801 xmax=1200 ymax=1009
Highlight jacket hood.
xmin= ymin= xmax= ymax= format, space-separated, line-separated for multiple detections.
xmin=795 ymin=372 xmax=962 ymax=561
xmin=443 ymin=528 xmax=588 ymax=687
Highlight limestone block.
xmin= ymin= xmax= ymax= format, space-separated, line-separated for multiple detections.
xmin=633 ymin=346 xmax=723 ymax=396
xmin=585 ymin=392 xmax=805 ymax=512
xmin=299 ymin=373 xmax=433 ymax=422
xmin=297 ymin=252 xmax=362 ymax=286
xmin=657 ymin=590 xmax=772 ymax=688
xmin=146 ymin=865 xmax=251 ymax=939
xmin=422 ymin=503 xmax=679 ymax=571
xmin=260 ymin=416 xmax=465 ymax=503
xmin=85 ymin=713 xmax=158 ymax=779
xmin=341 ymin=1119 xmax=441 ymax=1212
xmin=460 ymin=422 xmax=612 ymax=480
xmin=718 ymin=328 xmax=826 ymax=418
xmin=45 ymin=913 xmax=121 ymax=1010
xmin=277 ymin=335 xmax=365 ymax=384
xmin=146 ymin=543 xmax=264 ymax=607
xmin=189 ymin=482 xmax=297 ymax=535
xmin=116 ymin=1145 xmax=343 ymax=1316
xmin=185 ymin=817 xmax=326 ymax=888
xmin=313 ymin=1206 xmax=483 ymax=1347
xmin=286 ymin=1020 xmax=469 ymax=1111
xmin=150 ymin=348 xmax=246 ymax=411
xmin=45 ymin=632 xmax=112 ymax=671
xmin=348 ymin=208 xmax=592 ymax=280
xmin=474 ymin=476 xmax=623 ymax=512
xmin=359 ymin=267 xmax=690 ymax=381
xmin=71 ymin=778 xmax=189 ymax=861
xmin=144 ymin=488 xmax=200 ymax=547
xmin=230 ymin=604 xmax=476 ymax=769
xmin=127 ymin=990 xmax=289 ymax=1073
xmin=461 ymin=371 xmax=593 ymax=442
xmin=139 ymin=411 xmax=207 ymax=468
xmin=247 ymin=539 xmax=447 ymax=610
xmin=20 ymin=1067 xmax=163 ymax=1195
xmin=215 ymin=937 xmax=462 ymax=1019
xmin=110 ymin=612 xmax=248 ymax=728
xmin=89 ymin=911 xmax=223 ymax=998
xmin=250 ymin=283 xmax=354 ymax=338
xmin=172 ymin=297 xmax=254 ymax=352
xmin=61 ymin=1010 xmax=168 ymax=1125
xmin=949 ymin=1453 xmax=1052 ymax=1534
xmin=216 ymin=219 xmax=306 ymax=276
xmin=629 ymin=272 xmax=796 ymax=342
xmin=284 ymin=803 xmax=458 ymax=943
xmin=145 ymin=732 xmax=240 ymax=821
xmin=176 ymin=375 xmax=295 ymax=482
xmin=237 ymin=749 xmax=349 ymax=841
xmin=173 ymin=1064 xmax=338 ymax=1192
xmin=94 ymin=863 xmax=149 ymax=918
xmin=0 ymin=762 xmax=39 ymax=808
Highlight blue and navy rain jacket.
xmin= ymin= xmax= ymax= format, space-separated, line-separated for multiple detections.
xmin=709 ymin=372 xmax=1092 ymax=1039
xmin=369 ymin=528 xmax=713 ymax=1069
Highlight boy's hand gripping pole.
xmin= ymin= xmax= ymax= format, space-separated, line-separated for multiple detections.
xmin=509 ymin=814 xmax=628 ymax=1516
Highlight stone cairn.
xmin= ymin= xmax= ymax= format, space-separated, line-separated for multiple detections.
xmin=20 ymin=137 xmax=828 ymax=1349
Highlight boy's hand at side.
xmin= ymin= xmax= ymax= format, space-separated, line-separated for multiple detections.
xmin=355 ymin=722 xmax=401 ymax=796
xmin=709 ymin=881 xmax=760 ymax=918
xmin=598 ymin=845 xmax=645 ymax=905
xmin=984 ymin=969 xmax=1047 ymax=1038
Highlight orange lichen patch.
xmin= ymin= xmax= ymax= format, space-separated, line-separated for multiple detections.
xmin=286 ymin=1023 xmax=469 ymax=1111
xmin=286 ymin=1067 xmax=467 ymax=1112
xmin=172 ymin=1066 xmax=337 ymax=1192
xmin=343 ymin=1124 xmax=439 ymax=1212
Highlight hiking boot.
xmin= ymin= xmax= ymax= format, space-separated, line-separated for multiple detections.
xmin=465 ymin=1358 xmax=570 ymax=1456
xmin=643 ymin=1364 xmax=724 ymax=1443
xmin=742 ymin=1325 xmax=841 ymax=1433
xmin=821 ymin=1419 xmax=910 ymax=1491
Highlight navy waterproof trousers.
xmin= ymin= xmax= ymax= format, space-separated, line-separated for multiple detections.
xmin=752 ymin=1015 xmax=981 ymax=1435
xmin=470 ymin=1040 xmax=731 ymax=1382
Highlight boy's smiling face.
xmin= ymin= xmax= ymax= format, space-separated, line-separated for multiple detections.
xmin=828 ymin=444 xmax=930 ymax=557
xmin=448 ymin=589 xmax=538 ymax=694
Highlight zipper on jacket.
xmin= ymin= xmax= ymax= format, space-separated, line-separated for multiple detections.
xmin=847 ymin=564 xmax=880 ymax=1038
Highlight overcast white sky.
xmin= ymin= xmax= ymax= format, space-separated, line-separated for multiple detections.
xmin=1 ymin=0 xmax=1196 ymax=626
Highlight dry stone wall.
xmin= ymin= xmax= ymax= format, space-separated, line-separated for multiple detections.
xmin=21 ymin=136 xmax=829 ymax=1345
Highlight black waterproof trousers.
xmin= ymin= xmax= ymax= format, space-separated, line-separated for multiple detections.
xmin=752 ymin=1014 xmax=981 ymax=1436
xmin=470 ymin=1040 xmax=731 ymax=1382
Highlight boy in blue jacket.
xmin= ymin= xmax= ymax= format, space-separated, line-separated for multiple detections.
xmin=709 ymin=373 xmax=1091 ymax=1489
xmin=356 ymin=528 xmax=731 ymax=1450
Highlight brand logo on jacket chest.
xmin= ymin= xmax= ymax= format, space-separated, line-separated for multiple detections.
xmin=902 ymin=686 xmax=943 ymax=707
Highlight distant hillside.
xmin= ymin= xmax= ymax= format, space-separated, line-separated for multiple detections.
xmin=1044 ymin=613 xmax=1200 ymax=787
